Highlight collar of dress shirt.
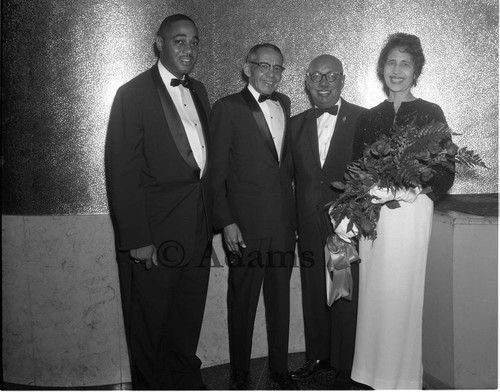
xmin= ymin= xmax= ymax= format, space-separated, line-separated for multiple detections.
xmin=247 ymin=83 xmax=274 ymax=103
xmin=158 ymin=60 xmax=187 ymax=88
xmin=314 ymin=97 xmax=342 ymax=115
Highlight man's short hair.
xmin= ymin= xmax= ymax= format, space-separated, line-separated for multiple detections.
xmin=157 ymin=14 xmax=196 ymax=37
xmin=246 ymin=43 xmax=283 ymax=63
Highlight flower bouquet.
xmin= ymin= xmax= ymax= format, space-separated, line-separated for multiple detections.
xmin=323 ymin=120 xmax=486 ymax=305
xmin=327 ymin=120 xmax=487 ymax=241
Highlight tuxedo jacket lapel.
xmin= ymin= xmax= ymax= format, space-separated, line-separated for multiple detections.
xmin=323 ymin=99 xmax=354 ymax=175
xmin=304 ymin=109 xmax=322 ymax=170
xmin=151 ymin=64 xmax=200 ymax=176
xmin=241 ymin=87 xmax=279 ymax=164
xmin=190 ymin=87 xmax=210 ymax=177
xmin=276 ymin=94 xmax=290 ymax=165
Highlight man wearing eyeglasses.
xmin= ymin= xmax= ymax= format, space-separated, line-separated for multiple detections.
xmin=290 ymin=55 xmax=367 ymax=386
xmin=210 ymin=43 xmax=297 ymax=390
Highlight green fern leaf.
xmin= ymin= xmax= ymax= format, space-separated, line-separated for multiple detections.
xmin=455 ymin=147 xmax=488 ymax=168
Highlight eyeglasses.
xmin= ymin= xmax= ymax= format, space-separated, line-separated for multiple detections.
xmin=249 ymin=61 xmax=285 ymax=74
xmin=307 ymin=71 xmax=343 ymax=83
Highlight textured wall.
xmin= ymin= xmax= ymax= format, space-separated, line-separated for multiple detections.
xmin=2 ymin=0 xmax=498 ymax=215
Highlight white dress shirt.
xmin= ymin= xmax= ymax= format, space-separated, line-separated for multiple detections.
xmin=248 ymin=84 xmax=285 ymax=161
xmin=158 ymin=61 xmax=206 ymax=176
xmin=317 ymin=98 xmax=342 ymax=168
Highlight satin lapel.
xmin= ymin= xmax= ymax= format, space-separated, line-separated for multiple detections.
xmin=323 ymin=101 xmax=351 ymax=171
xmin=305 ymin=109 xmax=322 ymax=169
xmin=190 ymin=87 xmax=210 ymax=177
xmin=151 ymin=65 xmax=200 ymax=176
xmin=276 ymin=94 xmax=289 ymax=166
xmin=241 ymin=88 xmax=279 ymax=163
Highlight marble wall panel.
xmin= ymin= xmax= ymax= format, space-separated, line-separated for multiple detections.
xmin=3 ymin=215 xmax=305 ymax=386
xmin=2 ymin=218 xmax=36 ymax=385
xmin=2 ymin=215 xmax=129 ymax=386
xmin=424 ymin=211 xmax=498 ymax=388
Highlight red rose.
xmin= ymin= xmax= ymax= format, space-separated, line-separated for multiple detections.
xmin=417 ymin=150 xmax=431 ymax=160
xmin=421 ymin=168 xmax=433 ymax=182
xmin=428 ymin=143 xmax=440 ymax=154
xmin=360 ymin=217 xmax=376 ymax=234
xmin=331 ymin=181 xmax=346 ymax=190
xmin=445 ymin=141 xmax=459 ymax=156
xmin=370 ymin=140 xmax=391 ymax=156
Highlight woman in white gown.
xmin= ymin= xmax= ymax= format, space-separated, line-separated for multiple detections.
xmin=349 ymin=33 xmax=455 ymax=389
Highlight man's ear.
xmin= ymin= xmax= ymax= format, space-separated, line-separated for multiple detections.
xmin=155 ymin=36 xmax=164 ymax=52
xmin=243 ymin=63 xmax=251 ymax=78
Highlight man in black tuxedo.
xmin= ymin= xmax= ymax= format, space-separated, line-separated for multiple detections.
xmin=290 ymin=55 xmax=367 ymax=384
xmin=105 ymin=14 xmax=212 ymax=390
xmin=210 ymin=43 xmax=297 ymax=390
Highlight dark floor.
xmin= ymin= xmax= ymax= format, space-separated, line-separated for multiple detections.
xmin=2 ymin=352 xmax=368 ymax=390
xmin=199 ymin=351 xmax=364 ymax=390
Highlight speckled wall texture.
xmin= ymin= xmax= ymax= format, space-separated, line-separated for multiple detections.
xmin=2 ymin=0 xmax=498 ymax=215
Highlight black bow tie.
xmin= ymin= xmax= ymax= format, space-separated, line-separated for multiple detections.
xmin=258 ymin=93 xmax=278 ymax=102
xmin=315 ymin=105 xmax=338 ymax=118
xmin=171 ymin=77 xmax=192 ymax=89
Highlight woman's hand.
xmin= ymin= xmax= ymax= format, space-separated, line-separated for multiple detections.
xmin=369 ymin=185 xmax=422 ymax=204
xmin=334 ymin=217 xmax=359 ymax=243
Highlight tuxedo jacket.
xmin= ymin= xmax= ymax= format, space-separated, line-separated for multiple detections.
xmin=210 ymin=87 xmax=296 ymax=240
xmin=105 ymin=63 xmax=213 ymax=258
xmin=291 ymin=98 xmax=367 ymax=237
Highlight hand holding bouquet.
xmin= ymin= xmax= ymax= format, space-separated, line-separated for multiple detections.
xmin=327 ymin=120 xmax=487 ymax=241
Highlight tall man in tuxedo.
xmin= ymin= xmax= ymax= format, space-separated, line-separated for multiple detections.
xmin=290 ymin=55 xmax=367 ymax=384
xmin=105 ymin=14 xmax=212 ymax=390
xmin=210 ymin=43 xmax=297 ymax=390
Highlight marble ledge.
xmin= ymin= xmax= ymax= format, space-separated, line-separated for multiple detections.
xmin=433 ymin=193 xmax=498 ymax=225
xmin=434 ymin=210 xmax=498 ymax=225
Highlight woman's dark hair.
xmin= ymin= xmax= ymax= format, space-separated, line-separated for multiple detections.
xmin=376 ymin=32 xmax=425 ymax=95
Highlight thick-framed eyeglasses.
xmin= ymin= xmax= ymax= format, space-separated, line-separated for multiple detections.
xmin=307 ymin=71 xmax=343 ymax=83
xmin=249 ymin=61 xmax=286 ymax=74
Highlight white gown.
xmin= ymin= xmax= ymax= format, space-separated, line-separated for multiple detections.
xmin=351 ymin=194 xmax=433 ymax=389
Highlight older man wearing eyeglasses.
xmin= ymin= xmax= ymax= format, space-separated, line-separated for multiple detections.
xmin=290 ymin=55 xmax=367 ymax=387
xmin=210 ymin=43 xmax=297 ymax=390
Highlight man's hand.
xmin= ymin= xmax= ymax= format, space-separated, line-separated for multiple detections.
xmin=129 ymin=244 xmax=158 ymax=270
xmin=223 ymin=223 xmax=246 ymax=256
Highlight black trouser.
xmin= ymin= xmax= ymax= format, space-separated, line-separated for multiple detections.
xmin=227 ymin=226 xmax=295 ymax=374
xmin=117 ymin=228 xmax=211 ymax=390
xmin=297 ymin=216 xmax=359 ymax=370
